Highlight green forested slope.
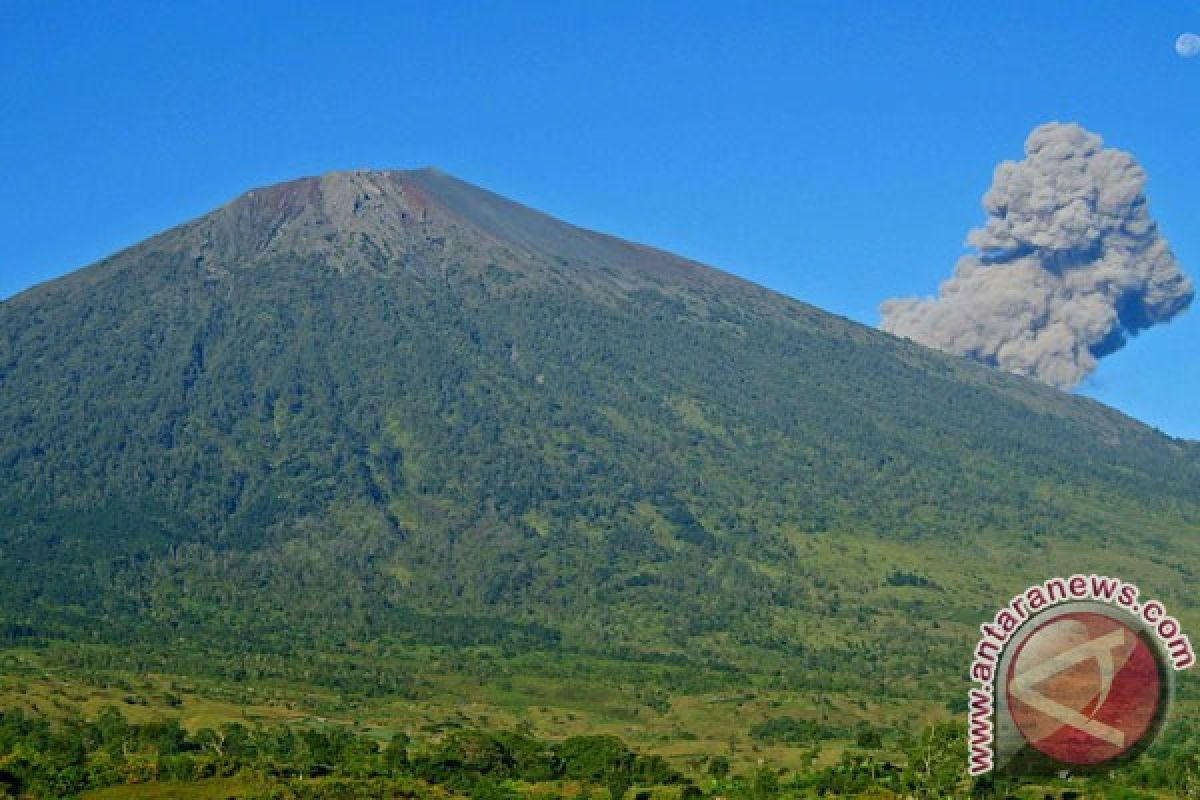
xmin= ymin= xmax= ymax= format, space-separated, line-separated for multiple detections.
xmin=0 ymin=169 xmax=1197 ymax=705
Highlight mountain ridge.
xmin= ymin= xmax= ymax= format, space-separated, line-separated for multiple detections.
xmin=9 ymin=167 xmax=1195 ymax=449
xmin=34 ymin=168 xmax=751 ymax=294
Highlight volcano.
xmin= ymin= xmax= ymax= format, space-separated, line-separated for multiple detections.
xmin=1 ymin=168 xmax=1197 ymax=702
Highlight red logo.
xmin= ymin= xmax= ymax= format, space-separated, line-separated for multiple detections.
xmin=1005 ymin=611 xmax=1165 ymax=766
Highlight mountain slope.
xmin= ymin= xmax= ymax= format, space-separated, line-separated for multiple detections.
xmin=1 ymin=169 xmax=1197 ymax=705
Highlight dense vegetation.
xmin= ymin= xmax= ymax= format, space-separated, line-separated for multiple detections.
xmin=0 ymin=706 xmax=685 ymax=799
xmin=0 ymin=706 xmax=1197 ymax=798
xmin=0 ymin=169 xmax=1197 ymax=795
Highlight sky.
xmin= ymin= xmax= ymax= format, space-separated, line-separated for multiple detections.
xmin=2 ymin=1 xmax=1197 ymax=438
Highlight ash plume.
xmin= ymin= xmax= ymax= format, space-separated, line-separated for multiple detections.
xmin=880 ymin=122 xmax=1193 ymax=389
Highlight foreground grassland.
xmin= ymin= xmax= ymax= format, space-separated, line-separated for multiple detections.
xmin=0 ymin=652 xmax=1196 ymax=799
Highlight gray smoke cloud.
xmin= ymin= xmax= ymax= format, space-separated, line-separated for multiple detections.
xmin=880 ymin=122 xmax=1193 ymax=389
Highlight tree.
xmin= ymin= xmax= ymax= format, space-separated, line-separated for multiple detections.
xmin=855 ymin=728 xmax=883 ymax=749
xmin=558 ymin=735 xmax=632 ymax=781
xmin=902 ymin=722 xmax=968 ymax=798
xmin=605 ymin=762 xmax=634 ymax=800
xmin=383 ymin=732 xmax=410 ymax=773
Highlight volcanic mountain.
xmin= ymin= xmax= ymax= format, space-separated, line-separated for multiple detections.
xmin=1 ymin=169 xmax=1197 ymax=704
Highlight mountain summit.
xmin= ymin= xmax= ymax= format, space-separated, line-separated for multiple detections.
xmin=149 ymin=168 xmax=741 ymax=292
xmin=1 ymin=169 xmax=1197 ymax=704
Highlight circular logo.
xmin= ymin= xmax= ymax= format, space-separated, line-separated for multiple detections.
xmin=1005 ymin=610 xmax=1168 ymax=767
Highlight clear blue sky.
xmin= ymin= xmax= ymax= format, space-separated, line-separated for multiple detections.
xmin=2 ymin=1 xmax=1197 ymax=437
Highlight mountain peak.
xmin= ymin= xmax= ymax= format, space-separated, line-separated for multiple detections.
xmin=179 ymin=168 xmax=741 ymax=291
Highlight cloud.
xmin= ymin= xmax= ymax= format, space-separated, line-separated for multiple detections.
xmin=880 ymin=122 xmax=1193 ymax=389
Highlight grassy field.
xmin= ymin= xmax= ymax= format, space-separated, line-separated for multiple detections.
xmin=0 ymin=657 xmax=903 ymax=774
xmin=0 ymin=644 xmax=1195 ymax=798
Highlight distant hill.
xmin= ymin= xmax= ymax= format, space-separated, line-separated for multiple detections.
xmin=1 ymin=168 xmax=1197 ymax=706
